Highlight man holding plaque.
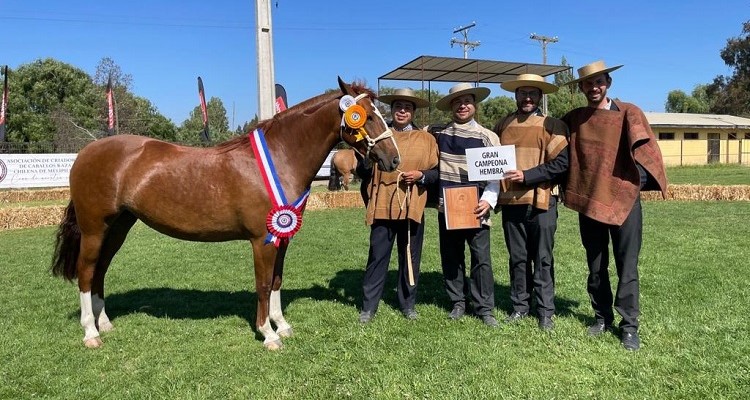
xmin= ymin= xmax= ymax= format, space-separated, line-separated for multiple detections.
xmin=563 ymin=61 xmax=667 ymax=350
xmin=494 ymin=74 xmax=569 ymax=331
xmin=431 ymin=83 xmax=501 ymax=327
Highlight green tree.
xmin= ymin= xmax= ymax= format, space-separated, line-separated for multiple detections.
xmin=176 ymin=97 xmax=232 ymax=145
xmin=665 ymin=85 xmax=710 ymax=113
xmin=547 ymin=56 xmax=586 ymax=118
xmin=7 ymin=58 xmax=100 ymax=146
xmin=706 ymin=20 xmax=750 ymax=116
xmin=477 ymin=96 xmax=516 ymax=127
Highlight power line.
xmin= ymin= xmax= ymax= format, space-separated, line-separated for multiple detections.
xmin=530 ymin=33 xmax=558 ymax=115
xmin=450 ymin=22 xmax=480 ymax=59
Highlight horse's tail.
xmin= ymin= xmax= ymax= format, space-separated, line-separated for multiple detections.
xmin=51 ymin=201 xmax=81 ymax=281
xmin=328 ymin=165 xmax=342 ymax=191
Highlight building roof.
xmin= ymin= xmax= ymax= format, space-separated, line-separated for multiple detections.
xmin=378 ymin=55 xmax=570 ymax=84
xmin=644 ymin=112 xmax=750 ymax=129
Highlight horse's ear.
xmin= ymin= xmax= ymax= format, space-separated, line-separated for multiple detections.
xmin=338 ymin=76 xmax=352 ymax=95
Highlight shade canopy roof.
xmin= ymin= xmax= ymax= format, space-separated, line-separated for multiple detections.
xmin=379 ymin=55 xmax=570 ymax=84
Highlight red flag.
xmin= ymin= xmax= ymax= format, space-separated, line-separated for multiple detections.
xmin=106 ymin=75 xmax=115 ymax=136
xmin=275 ymin=83 xmax=287 ymax=113
xmin=0 ymin=65 xmax=8 ymax=141
xmin=198 ymin=77 xmax=209 ymax=142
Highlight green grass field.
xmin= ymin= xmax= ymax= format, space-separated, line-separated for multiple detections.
xmin=665 ymin=163 xmax=750 ymax=185
xmin=1 ymin=201 xmax=749 ymax=398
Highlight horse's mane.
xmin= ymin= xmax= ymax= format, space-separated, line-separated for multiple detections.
xmin=213 ymin=81 xmax=376 ymax=153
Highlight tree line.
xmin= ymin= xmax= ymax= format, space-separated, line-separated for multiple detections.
xmin=3 ymin=19 xmax=746 ymax=150
xmin=665 ymin=20 xmax=749 ymax=116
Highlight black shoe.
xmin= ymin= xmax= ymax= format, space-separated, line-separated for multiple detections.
xmin=505 ymin=311 xmax=529 ymax=323
xmin=538 ymin=316 xmax=554 ymax=331
xmin=481 ymin=315 xmax=499 ymax=328
xmin=587 ymin=321 xmax=612 ymax=336
xmin=621 ymin=332 xmax=641 ymax=351
xmin=402 ymin=308 xmax=418 ymax=320
xmin=448 ymin=304 xmax=465 ymax=320
xmin=359 ymin=310 xmax=374 ymax=324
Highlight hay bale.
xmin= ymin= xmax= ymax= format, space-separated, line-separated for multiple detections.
xmin=0 ymin=188 xmax=70 ymax=204
xmin=0 ymin=205 xmax=65 ymax=230
xmin=641 ymin=185 xmax=750 ymax=201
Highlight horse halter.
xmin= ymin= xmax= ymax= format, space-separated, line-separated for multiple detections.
xmin=339 ymin=93 xmax=395 ymax=157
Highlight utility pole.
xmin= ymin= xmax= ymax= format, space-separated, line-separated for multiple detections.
xmin=256 ymin=0 xmax=276 ymax=120
xmin=451 ymin=22 xmax=480 ymax=59
xmin=530 ymin=33 xmax=558 ymax=115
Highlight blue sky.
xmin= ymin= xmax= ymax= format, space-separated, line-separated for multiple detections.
xmin=2 ymin=1 xmax=748 ymax=126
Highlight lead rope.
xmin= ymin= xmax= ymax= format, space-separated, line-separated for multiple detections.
xmin=394 ymin=168 xmax=415 ymax=286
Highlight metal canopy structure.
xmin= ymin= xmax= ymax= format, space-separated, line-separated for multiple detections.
xmin=378 ymin=55 xmax=570 ymax=85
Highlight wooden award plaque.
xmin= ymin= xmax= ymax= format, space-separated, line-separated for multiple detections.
xmin=443 ymin=185 xmax=480 ymax=230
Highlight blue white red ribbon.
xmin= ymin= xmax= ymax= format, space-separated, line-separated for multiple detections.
xmin=250 ymin=128 xmax=310 ymax=246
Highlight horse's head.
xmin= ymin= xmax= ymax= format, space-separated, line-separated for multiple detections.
xmin=337 ymin=77 xmax=400 ymax=172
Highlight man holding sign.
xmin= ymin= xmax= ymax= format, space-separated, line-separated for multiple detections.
xmin=493 ymin=74 xmax=569 ymax=331
xmin=431 ymin=83 xmax=501 ymax=328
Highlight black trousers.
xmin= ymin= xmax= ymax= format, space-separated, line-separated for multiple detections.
xmin=501 ymin=196 xmax=558 ymax=318
xmin=437 ymin=212 xmax=495 ymax=316
xmin=579 ymin=198 xmax=642 ymax=333
xmin=362 ymin=217 xmax=425 ymax=313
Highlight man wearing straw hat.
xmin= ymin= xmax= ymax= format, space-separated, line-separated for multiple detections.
xmin=358 ymin=88 xmax=439 ymax=323
xmin=563 ymin=61 xmax=667 ymax=350
xmin=431 ymin=82 xmax=501 ymax=327
xmin=494 ymin=74 xmax=569 ymax=331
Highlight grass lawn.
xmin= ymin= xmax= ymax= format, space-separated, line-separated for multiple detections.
xmin=1 ymin=201 xmax=749 ymax=399
xmin=666 ymin=163 xmax=750 ymax=185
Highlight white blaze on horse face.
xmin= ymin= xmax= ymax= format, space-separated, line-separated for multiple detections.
xmin=79 ymin=291 xmax=100 ymax=342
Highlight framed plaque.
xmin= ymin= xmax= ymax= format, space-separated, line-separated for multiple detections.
xmin=443 ymin=185 xmax=480 ymax=230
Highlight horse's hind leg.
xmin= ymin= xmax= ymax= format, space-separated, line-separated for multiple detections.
xmin=270 ymin=243 xmax=292 ymax=338
xmin=77 ymin=232 xmax=106 ymax=348
xmin=91 ymin=213 xmax=138 ymax=334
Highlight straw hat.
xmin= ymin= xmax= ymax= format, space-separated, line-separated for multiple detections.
xmin=435 ymin=82 xmax=491 ymax=111
xmin=500 ymin=73 xmax=559 ymax=94
xmin=378 ymin=88 xmax=429 ymax=109
xmin=569 ymin=60 xmax=623 ymax=84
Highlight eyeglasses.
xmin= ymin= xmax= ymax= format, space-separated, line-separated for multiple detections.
xmin=517 ymin=90 xmax=541 ymax=98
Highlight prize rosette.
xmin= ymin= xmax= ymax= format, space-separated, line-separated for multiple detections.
xmin=266 ymin=204 xmax=302 ymax=239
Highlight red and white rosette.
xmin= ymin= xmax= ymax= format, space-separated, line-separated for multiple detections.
xmin=266 ymin=204 xmax=302 ymax=239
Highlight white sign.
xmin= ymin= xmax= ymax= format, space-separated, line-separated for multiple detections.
xmin=0 ymin=154 xmax=77 ymax=189
xmin=466 ymin=145 xmax=516 ymax=181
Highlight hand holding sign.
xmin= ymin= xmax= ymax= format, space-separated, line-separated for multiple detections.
xmin=465 ymin=145 xmax=516 ymax=181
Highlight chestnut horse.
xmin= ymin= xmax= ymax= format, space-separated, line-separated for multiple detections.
xmin=329 ymin=148 xmax=358 ymax=191
xmin=51 ymin=78 xmax=400 ymax=350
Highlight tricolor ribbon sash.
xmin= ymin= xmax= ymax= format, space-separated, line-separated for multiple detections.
xmin=250 ymin=128 xmax=310 ymax=247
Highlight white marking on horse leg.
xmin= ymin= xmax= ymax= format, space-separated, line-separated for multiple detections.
xmin=92 ymin=293 xmax=113 ymax=332
xmin=259 ymin=316 xmax=282 ymax=349
xmin=79 ymin=291 xmax=101 ymax=347
xmin=270 ymin=290 xmax=292 ymax=337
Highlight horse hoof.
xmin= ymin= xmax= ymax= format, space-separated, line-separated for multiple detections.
xmin=98 ymin=322 xmax=114 ymax=332
xmin=84 ymin=337 xmax=103 ymax=348
xmin=277 ymin=327 xmax=293 ymax=338
xmin=264 ymin=340 xmax=283 ymax=351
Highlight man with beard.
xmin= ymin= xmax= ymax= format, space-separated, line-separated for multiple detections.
xmin=494 ymin=74 xmax=569 ymax=331
xmin=563 ymin=61 xmax=667 ymax=350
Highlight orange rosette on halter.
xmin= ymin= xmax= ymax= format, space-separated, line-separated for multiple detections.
xmin=343 ymin=104 xmax=366 ymax=129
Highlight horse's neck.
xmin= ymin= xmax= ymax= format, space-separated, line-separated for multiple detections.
xmin=263 ymin=106 xmax=341 ymax=196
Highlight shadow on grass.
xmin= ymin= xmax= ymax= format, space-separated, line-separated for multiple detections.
xmin=101 ymin=269 xmax=582 ymax=327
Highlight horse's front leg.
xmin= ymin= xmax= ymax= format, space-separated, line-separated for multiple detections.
xmin=251 ymin=240 xmax=282 ymax=350
xmin=270 ymin=243 xmax=292 ymax=338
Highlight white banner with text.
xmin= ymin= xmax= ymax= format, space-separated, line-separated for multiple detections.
xmin=0 ymin=154 xmax=77 ymax=189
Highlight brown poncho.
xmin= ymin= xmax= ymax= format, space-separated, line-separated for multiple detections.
xmin=562 ymin=101 xmax=667 ymax=225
